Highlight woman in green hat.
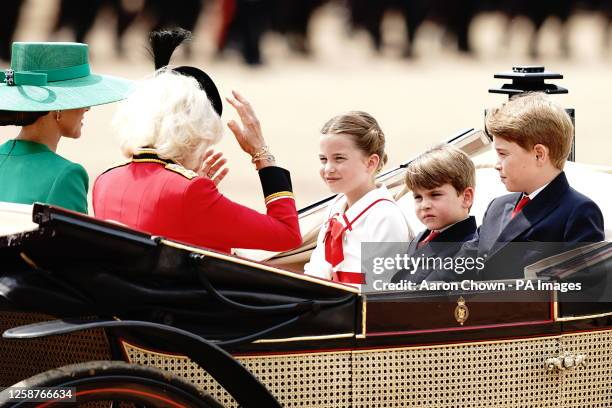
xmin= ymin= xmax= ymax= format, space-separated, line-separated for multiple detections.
xmin=0 ymin=42 xmax=132 ymax=213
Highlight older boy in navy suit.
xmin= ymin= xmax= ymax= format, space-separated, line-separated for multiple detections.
xmin=393 ymin=145 xmax=477 ymax=283
xmin=476 ymin=92 xmax=604 ymax=280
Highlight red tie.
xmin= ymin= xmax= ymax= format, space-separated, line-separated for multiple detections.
xmin=511 ymin=196 xmax=531 ymax=219
xmin=324 ymin=217 xmax=346 ymax=267
xmin=418 ymin=230 xmax=440 ymax=248
xmin=322 ymin=199 xmax=391 ymax=269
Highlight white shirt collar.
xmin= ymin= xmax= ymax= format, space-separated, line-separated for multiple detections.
xmin=526 ymin=181 xmax=550 ymax=200
xmin=331 ymin=185 xmax=394 ymax=223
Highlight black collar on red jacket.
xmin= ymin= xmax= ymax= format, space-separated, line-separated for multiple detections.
xmin=131 ymin=148 xmax=200 ymax=180
xmin=131 ymin=148 xmax=177 ymax=165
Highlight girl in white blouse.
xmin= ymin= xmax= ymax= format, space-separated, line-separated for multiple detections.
xmin=304 ymin=111 xmax=412 ymax=288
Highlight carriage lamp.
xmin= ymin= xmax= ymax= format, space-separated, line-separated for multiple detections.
xmin=488 ymin=65 xmax=575 ymax=162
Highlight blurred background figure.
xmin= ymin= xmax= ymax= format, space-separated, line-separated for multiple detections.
xmin=497 ymin=0 xmax=574 ymax=58
xmin=0 ymin=0 xmax=25 ymax=62
xmin=51 ymin=0 xmax=205 ymax=57
xmin=4 ymin=0 xmax=612 ymax=62
xmin=217 ymin=0 xmax=268 ymax=65
xmin=51 ymin=0 xmax=140 ymax=55
xmin=217 ymin=0 xmax=323 ymax=65
xmin=1 ymin=0 xmax=611 ymax=213
xmin=347 ymin=0 xmax=477 ymax=57
xmin=270 ymin=0 xmax=324 ymax=55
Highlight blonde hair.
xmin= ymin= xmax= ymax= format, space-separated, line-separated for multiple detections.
xmin=405 ymin=145 xmax=475 ymax=194
xmin=113 ymin=70 xmax=223 ymax=170
xmin=321 ymin=111 xmax=388 ymax=172
xmin=485 ymin=92 xmax=573 ymax=169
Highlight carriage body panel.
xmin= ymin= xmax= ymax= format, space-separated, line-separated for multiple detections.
xmin=1 ymin=200 xmax=611 ymax=407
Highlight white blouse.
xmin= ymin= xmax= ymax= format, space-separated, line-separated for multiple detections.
xmin=304 ymin=185 xmax=412 ymax=287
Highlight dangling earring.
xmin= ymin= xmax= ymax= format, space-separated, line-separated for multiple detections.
xmin=55 ymin=111 xmax=61 ymax=122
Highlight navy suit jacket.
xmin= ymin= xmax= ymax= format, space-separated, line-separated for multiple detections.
xmin=474 ymin=172 xmax=604 ymax=280
xmin=392 ymin=216 xmax=477 ymax=283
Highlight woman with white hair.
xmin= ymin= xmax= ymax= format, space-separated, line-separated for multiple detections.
xmin=92 ymin=30 xmax=301 ymax=253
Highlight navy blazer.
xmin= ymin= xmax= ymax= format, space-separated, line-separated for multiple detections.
xmin=474 ymin=171 xmax=604 ymax=280
xmin=392 ymin=216 xmax=477 ymax=284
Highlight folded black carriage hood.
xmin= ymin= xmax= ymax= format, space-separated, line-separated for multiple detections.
xmin=0 ymin=204 xmax=358 ymax=351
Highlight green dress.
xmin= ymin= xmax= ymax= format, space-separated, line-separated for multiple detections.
xmin=0 ymin=139 xmax=88 ymax=213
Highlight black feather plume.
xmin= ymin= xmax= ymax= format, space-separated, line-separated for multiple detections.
xmin=147 ymin=28 xmax=192 ymax=70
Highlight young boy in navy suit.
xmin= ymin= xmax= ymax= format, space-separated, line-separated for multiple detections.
xmin=477 ymin=92 xmax=604 ymax=280
xmin=393 ymin=145 xmax=477 ymax=283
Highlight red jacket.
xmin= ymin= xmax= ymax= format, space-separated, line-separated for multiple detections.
xmin=93 ymin=149 xmax=301 ymax=254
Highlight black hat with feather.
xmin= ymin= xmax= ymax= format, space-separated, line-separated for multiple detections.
xmin=148 ymin=28 xmax=223 ymax=116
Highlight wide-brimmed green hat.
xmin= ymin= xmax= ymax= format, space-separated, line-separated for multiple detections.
xmin=0 ymin=42 xmax=132 ymax=112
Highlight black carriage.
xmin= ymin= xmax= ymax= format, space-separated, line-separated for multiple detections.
xmin=0 ymin=67 xmax=611 ymax=407
xmin=0 ymin=202 xmax=610 ymax=407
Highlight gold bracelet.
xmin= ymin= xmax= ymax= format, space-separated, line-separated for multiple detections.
xmin=250 ymin=145 xmax=270 ymax=159
xmin=251 ymin=153 xmax=275 ymax=164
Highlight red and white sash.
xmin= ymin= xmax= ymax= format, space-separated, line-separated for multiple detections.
xmin=323 ymin=198 xmax=392 ymax=285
